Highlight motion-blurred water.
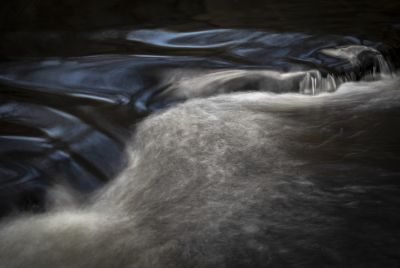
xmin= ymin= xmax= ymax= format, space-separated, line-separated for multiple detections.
xmin=0 ymin=0 xmax=399 ymax=218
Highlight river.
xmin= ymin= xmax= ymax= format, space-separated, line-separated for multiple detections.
xmin=0 ymin=1 xmax=399 ymax=267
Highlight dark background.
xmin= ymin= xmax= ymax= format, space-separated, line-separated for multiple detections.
xmin=1 ymin=0 xmax=400 ymax=35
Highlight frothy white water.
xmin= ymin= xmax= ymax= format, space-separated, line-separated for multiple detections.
xmin=0 ymin=75 xmax=399 ymax=268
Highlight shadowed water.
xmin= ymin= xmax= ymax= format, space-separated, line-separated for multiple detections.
xmin=0 ymin=1 xmax=400 ymax=266
xmin=0 ymin=28 xmax=398 ymax=216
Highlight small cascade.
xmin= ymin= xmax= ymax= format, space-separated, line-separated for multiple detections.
xmin=375 ymin=54 xmax=393 ymax=77
xmin=300 ymin=45 xmax=395 ymax=95
xmin=299 ymin=72 xmax=339 ymax=95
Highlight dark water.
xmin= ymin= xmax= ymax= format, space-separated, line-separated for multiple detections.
xmin=0 ymin=0 xmax=399 ymax=212
xmin=0 ymin=1 xmax=400 ymax=262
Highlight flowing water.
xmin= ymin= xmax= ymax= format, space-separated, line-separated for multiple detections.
xmin=0 ymin=1 xmax=400 ymax=266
